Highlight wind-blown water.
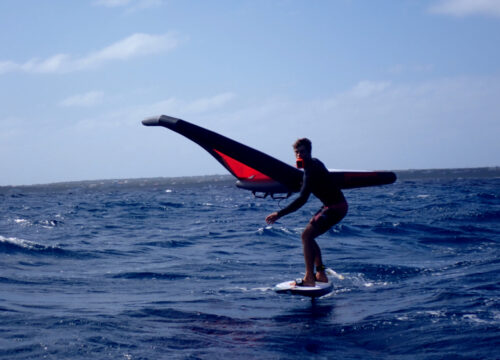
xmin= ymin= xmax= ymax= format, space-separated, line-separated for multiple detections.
xmin=1 ymin=170 xmax=499 ymax=359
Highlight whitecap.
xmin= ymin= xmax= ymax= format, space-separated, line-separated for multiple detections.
xmin=0 ymin=235 xmax=38 ymax=249
xmin=14 ymin=218 xmax=30 ymax=225
xmin=463 ymin=314 xmax=488 ymax=324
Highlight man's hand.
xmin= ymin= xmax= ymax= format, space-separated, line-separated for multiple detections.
xmin=265 ymin=212 xmax=279 ymax=224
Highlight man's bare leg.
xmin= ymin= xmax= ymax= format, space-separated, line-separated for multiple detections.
xmin=312 ymin=240 xmax=328 ymax=282
xmin=297 ymin=224 xmax=320 ymax=286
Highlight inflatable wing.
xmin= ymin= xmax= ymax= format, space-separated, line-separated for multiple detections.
xmin=142 ymin=115 xmax=396 ymax=197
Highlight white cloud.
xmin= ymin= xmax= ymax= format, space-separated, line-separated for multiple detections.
xmin=55 ymin=76 xmax=500 ymax=172
xmin=93 ymin=0 xmax=164 ymax=12
xmin=345 ymin=80 xmax=391 ymax=98
xmin=0 ymin=61 xmax=18 ymax=74
xmin=184 ymin=93 xmax=237 ymax=113
xmin=181 ymin=76 xmax=500 ymax=170
xmin=72 ymin=92 xmax=236 ymax=130
xmin=429 ymin=0 xmax=500 ymax=18
xmin=139 ymin=92 xmax=237 ymax=118
xmin=0 ymin=32 xmax=181 ymax=75
xmin=93 ymin=0 xmax=132 ymax=7
xmin=59 ymin=91 xmax=105 ymax=107
xmin=388 ymin=64 xmax=434 ymax=75
xmin=74 ymin=33 xmax=179 ymax=70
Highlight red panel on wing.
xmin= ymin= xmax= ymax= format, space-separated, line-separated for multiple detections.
xmin=214 ymin=149 xmax=272 ymax=181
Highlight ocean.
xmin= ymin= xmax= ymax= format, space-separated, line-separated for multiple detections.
xmin=1 ymin=169 xmax=499 ymax=359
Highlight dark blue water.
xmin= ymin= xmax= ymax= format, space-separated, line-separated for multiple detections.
xmin=1 ymin=173 xmax=499 ymax=359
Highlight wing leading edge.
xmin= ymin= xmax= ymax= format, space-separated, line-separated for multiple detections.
xmin=142 ymin=115 xmax=396 ymax=195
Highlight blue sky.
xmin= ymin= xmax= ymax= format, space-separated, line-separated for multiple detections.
xmin=1 ymin=0 xmax=499 ymax=186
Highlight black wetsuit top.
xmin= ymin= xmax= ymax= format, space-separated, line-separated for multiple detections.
xmin=277 ymin=158 xmax=346 ymax=218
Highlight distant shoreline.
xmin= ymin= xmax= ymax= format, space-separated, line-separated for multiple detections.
xmin=1 ymin=167 xmax=499 ymax=190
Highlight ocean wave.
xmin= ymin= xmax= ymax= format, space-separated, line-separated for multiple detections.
xmin=111 ymin=271 xmax=188 ymax=280
xmin=0 ymin=276 xmax=39 ymax=285
xmin=0 ymin=235 xmax=92 ymax=258
xmin=11 ymin=217 xmax=63 ymax=228
xmin=0 ymin=236 xmax=61 ymax=253
xmin=158 ymin=201 xmax=185 ymax=209
xmin=136 ymin=239 xmax=195 ymax=248
xmin=256 ymin=225 xmax=299 ymax=238
xmin=344 ymin=262 xmax=427 ymax=283
xmin=126 ymin=306 xmax=213 ymax=320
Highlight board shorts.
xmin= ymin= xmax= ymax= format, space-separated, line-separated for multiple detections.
xmin=309 ymin=201 xmax=348 ymax=236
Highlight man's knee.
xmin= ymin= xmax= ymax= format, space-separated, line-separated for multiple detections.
xmin=302 ymin=224 xmax=318 ymax=243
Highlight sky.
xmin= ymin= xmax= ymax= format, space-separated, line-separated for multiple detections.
xmin=1 ymin=0 xmax=499 ymax=186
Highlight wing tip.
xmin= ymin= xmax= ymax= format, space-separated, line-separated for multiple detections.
xmin=142 ymin=116 xmax=162 ymax=126
xmin=142 ymin=115 xmax=183 ymax=127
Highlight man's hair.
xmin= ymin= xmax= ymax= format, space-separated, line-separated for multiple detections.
xmin=293 ymin=138 xmax=312 ymax=152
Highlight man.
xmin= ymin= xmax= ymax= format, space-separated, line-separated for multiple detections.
xmin=265 ymin=138 xmax=348 ymax=287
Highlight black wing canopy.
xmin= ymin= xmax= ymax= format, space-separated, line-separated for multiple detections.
xmin=142 ymin=115 xmax=396 ymax=195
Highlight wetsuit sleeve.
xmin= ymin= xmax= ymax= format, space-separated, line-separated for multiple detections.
xmin=276 ymin=174 xmax=311 ymax=218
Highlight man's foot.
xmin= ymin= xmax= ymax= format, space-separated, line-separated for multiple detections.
xmin=315 ymin=271 xmax=328 ymax=283
xmin=294 ymin=277 xmax=316 ymax=287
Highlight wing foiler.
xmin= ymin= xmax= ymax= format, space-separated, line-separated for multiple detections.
xmin=142 ymin=115 xmax=396 ymax=198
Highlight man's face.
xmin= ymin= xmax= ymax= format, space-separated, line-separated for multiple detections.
xmin=294 ymin=145 xmax=311 ymax=161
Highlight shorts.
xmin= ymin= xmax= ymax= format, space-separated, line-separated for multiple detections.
xmin=309 ymin=201 xmax=348 ymax=235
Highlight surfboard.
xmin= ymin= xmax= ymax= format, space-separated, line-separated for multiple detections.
xmin=274 ymin=279 xmax=333 ymax=298
xmin=274 ymin=269 xmax=343 ymax=297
